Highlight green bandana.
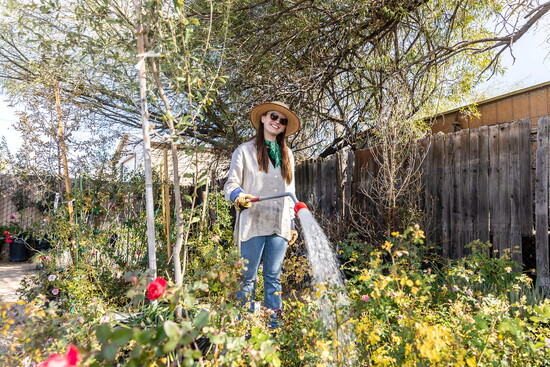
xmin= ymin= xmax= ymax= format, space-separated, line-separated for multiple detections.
xmin=265 ymin=140 xmax=282 ymax=168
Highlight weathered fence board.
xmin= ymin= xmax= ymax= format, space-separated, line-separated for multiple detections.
xmin=535 ymin=116 xmax=550 ymax=287
xmin=499 ymin=124 xmax=512 ymax=255
xmin=441 ymin=133 xmax=453 ymax=257
xmin=433 ymin=134 xmax=445 ymax=248
xmin=469 ymin=128 xmax=480 ymax=244
xmin=519 ymin=119 xmax=533 ymax=237
xmin=477 ymin=126 xmax=490 ymax=243
xmin=488 ymin=125 xmax=501 ymax=253
xmin=509 ymin=122 xmax=523 ymax=263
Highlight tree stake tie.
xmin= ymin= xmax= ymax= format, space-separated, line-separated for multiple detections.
xmin=135 ymin=51 xmax=162 ymax=70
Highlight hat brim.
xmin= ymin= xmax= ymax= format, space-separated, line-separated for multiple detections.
xmin=249 ymin=102 xmax=300 ymax=137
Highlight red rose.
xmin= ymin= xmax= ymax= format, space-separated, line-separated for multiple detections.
xmin=37 ymin=344 xmax=80 ymax=367
xmin=146 ymin=277 xmax=167 ymax=300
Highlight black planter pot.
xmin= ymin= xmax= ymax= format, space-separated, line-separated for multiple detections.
xmin=9 ymin=238 xmax=31 ymax=262
xmin=34 ymin=238 xmax=51 ymax=251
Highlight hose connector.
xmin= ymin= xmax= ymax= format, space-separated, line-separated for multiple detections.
xmin=294 ymin=202 xmax=309 ymax=214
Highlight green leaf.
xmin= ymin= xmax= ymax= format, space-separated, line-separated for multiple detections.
xmin=96 ymin=323 xmax=112 ymax=344
xmin=529 ymin=316 xmax=541 ymax=323
xmin=163 ymin=337 xmax=179 ymax=353
xmin=101 ymin=343 xmax=118 ymax=362
xmin=272 ymin=356 xmax=282 ymax=367
xmin=134 ymin=328 xmax=153 ymax=344
xmin=183 ymin=294 xmax=196 ymax=307
xmin=163 ymin=320 xmax=181 ymax=339
xmin=193 ymin=310 xmax=209 ymax=329
xmin=111 ymin=327 xmax=133 ymax=347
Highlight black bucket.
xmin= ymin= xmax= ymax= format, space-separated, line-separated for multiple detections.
xmin=10 ymin=237 xmax=31 ymax=262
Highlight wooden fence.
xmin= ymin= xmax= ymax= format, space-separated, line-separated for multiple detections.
xmin=295 ymin=116 xmax=550 ymax=286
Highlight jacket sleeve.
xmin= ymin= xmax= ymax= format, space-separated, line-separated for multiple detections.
xmin=288 ymin=148 xmax=296 ymax=221
xmin=224 ymin=146 xmax=245 ymax=203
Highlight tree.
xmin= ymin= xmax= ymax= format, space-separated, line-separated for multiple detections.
xmin=2 ymin=1 xmax=548 ymax=158
xmin=202 ymin=0 xmax=550 ymax=156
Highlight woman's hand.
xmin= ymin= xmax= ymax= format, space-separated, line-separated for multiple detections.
xmin=234 ymin=193 xmax=255 ymax=210
xmin=289 ymin=229 xmax=298 ymax=245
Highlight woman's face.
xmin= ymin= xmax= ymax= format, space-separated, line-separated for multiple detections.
xmin=261 ymin=110 xmax=287 ymax=140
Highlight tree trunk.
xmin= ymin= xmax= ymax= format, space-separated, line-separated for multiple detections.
xmin=147 ymin=56 xmax=185 ymax=290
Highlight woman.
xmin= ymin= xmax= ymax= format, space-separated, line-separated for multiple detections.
xmin=224 ymin=101 xmax=299 ymax=323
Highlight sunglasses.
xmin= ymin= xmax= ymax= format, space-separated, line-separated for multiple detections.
xmin=269 ymin=112 xmax=288 ymax=126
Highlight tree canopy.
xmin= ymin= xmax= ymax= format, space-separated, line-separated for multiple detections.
xmin=0 ymin=0 xmax=548 ymax=161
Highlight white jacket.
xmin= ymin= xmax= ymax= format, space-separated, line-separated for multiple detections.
xmin=224 ymin=140 xmax=295 ymax=242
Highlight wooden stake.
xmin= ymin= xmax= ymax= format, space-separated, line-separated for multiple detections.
xmin=164 ymin=147 xmax=171 ymax=258
xmin=135 ymin=0 xmax=157 ymax=279
xmin=54 ymin=80 xmax=74 ymax=222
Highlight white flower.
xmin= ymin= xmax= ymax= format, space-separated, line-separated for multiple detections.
xmin=48 ymin=274 xmax=57 ymax=282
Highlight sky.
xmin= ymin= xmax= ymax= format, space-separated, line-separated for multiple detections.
xmin=0 ymin=13 xmax=549 ymax=154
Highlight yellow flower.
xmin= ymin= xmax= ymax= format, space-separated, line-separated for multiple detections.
xmin=382 ymin=241 xmax=393 ymax=252
xmin=358 ymin=270 xmax=371 ymax=282
xmin=412 ymin=224 xmax=425 ymax=239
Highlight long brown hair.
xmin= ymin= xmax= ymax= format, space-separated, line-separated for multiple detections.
xmin=254 ymin=123 xmax=293 ymax=184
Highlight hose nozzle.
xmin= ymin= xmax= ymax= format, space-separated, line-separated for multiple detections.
xmin=294 ymin=201 xmax=309 ymax=214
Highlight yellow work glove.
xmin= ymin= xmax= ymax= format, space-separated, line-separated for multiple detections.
xmin=234 ymin=193 xmax=254 ymax=210
xmin=288 ymin=229 xmax=298 ymax=246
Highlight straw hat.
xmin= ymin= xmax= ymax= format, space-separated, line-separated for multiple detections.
xmin=249 ymin=101 xmax=300 ymax=136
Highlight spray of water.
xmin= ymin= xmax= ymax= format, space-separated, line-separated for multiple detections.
xmin=297 ymin=209 xmax=355 ymax=365
xmin=297 ymin=209 xmax=343 ymax=288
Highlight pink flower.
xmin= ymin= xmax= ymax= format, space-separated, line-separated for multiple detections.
xmin=91 ymin=298 xmax=98 ymax=302
xmin=3 ymin=231 xmax=8 ymax=236
xmin=37 ymin=344 xmax=80 ymax=367
xmin=9 ymin=215 xmax=15 ymax=220
xmin=6 ymin=236 xmax=13 ymax=244
xmin=146 ymin=277 xmax=167 ymax=300
xmin=361 ymin=295 xmax=370 ymax=302
xmin=136 ymin=251 xmax=141 ymax=255
xmin=546 ymin=338 xmax=550 ymax=348
xmin=451 ymin=285 xmax=459 ymax=292
xmin=48 ymin=275 xmax=57 ymax=282
xmin=52 ymin=289 xmax=59 ymax=296
xmin=397 ymin=315 xmax=404 ymax=319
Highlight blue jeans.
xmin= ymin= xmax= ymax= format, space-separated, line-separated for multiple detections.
xmin=236 ymin=234 xmax=288 ymax=313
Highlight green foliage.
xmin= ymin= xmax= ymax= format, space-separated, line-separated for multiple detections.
xmin=4 ymin=211 xmax=550 ymax=367
xmin=337 ymin=228 xmax=550 ymax=366
xmin=436 ymin=240 xmax=533 ymax=301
